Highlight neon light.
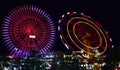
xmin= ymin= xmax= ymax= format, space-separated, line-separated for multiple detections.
xmin=2 ymin=5 xmax=56 ymax=57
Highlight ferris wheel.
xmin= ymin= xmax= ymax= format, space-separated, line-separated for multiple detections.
xmin=1 ymin=5 xmax=56 ymax=57
xmin=58 ymin=12 xmax=113 ymax=59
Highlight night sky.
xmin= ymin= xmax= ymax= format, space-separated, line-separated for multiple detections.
xmin=0 ymin=0 xmax=120 ymax=56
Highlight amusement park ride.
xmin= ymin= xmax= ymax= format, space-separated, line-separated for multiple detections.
xmin=2 ymin=5 xmax=56 ymax=57
xmin=0 ymin=3 xmax=115 ymax=70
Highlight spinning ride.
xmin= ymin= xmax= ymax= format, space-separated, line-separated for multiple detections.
xmin=58 ymin=12 xmax=113 ymax=59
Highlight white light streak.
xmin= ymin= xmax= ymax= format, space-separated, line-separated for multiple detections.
xmin=58 ymin=26 xmax=60 ymax=31
xmin=67 ymin=12 xmax=70 ymax=15
xmin=62 ymin=15 xmax=65 ymax=18
xmin=65 ymin=43 xmax=69 ymax=49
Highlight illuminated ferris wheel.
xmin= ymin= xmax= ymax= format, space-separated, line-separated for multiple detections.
xmin=1 ymin=5 xmax=56 ymax=57
xmin=58 ymin=12 xmax=113 ymax=59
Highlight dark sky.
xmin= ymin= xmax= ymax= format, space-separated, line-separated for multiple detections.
xmin=0 ymin=0 xmax=120 ymax=55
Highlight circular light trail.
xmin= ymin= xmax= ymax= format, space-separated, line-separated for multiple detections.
xmin=2 ymin=5 xmax=56 ymax=57
xmin=58 ymin=12 xmax=112 ymax=59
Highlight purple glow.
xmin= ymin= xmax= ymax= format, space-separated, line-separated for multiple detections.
xmin=2 ymin=5 xmax=56 ymax=57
